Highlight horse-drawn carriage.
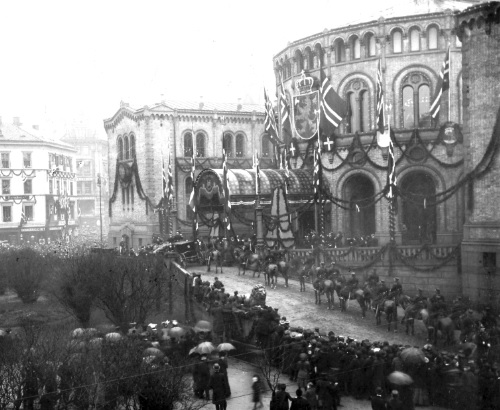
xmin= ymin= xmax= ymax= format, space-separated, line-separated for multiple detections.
xmin=154 ymin=240 xmax=204 ymax=267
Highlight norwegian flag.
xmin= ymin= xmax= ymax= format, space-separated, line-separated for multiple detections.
xmin=387 ymin=133 xmax=397 ymax=199
xmin=283 ymin=147 xmax=290 ymax=178
xmin=319 ymin=70 xmax=348 ymax=137
xmin=376 ymin=59 xmax=385 ymax=134
xmin=289 ymin=138 xmax=299 ymax=158
xmin=20 ymin=210 xmax=27 ymax=226
xmin=222 ymin=146 xmax=231 ymax=231
xmin=163 ymin=155 xmax=174 ymax=206
xmin=430 ymin=48 xmax=450 ymax=119
xmin=279 ymin=74 xmax=292 ymax=143
xmin=264 ymin=88 xmax=280 ymax=143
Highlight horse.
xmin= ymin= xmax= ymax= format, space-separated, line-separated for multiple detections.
xmin=375 ymin=298 xmax=398 ymax=332
xmin=277 ymin=260 xmax=290 ymax=288
xmin=313 ymin=278 xmax=336 ymax=310
xmin=263 ymin=263 xmax=279 ymax=289
xmin=422 ymin=309 xmax=456 ymax=346
xmin=206 ymin=242 xmax=223 ymax=274
xmin=401 ymin=301 xmax=427 ymax=336
xmin=338 ymin=286 xmax=368 ymax=318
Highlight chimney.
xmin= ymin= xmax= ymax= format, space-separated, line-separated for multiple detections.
xmin=13 ymin=117 xmax=21 ymax=126
xmin=32 ymin=125 xmax=39 ymax=130
xmin=199 ymin=96 xmax=204 ymax=110
xmin=237 ymin=98 xmax=242 ymax=111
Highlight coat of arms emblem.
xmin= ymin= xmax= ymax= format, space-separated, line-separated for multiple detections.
xmin=293 ymin=72 xmax=319 ymax=140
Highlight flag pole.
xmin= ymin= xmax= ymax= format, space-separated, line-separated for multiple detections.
xmin=447 ymin=45 xmax=451 ymax=122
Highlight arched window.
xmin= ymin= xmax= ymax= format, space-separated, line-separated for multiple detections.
xmin=304 ymin=47 xmax=313 ymax=70
xmin=401 ymin=73 xmax=433 ymax=129
xmin=360 ymin=90 xmax=369 ymax=132
xmin=314 ymin=44 xmax=323 ymax=68
xmin=392 ymin=30 xmax=402 ymax=53
xmin=456 ymin=34 xmax=462 ymax=48
xmin=196 ymin=132 xmax=205 ymax=157
xmin=261 ymin=134 xmax=272 ymax=157
xmin=418 ymin=85 xmax=431 ymax=127
xmin=286 ymin=60 xmax=292 ymax=78
xmin=129 ymin=134 xmax=136 ymax=159
xmin=410 ymin=28 xmax=421 ymax=51
xmin=185 ymin=177 xmax=194 ymax=219
xmin=235 ymin=134 xmax=245 ymax=157
xmin=351 ymin=37 xmax=361 ymax=60
xmin=403 ymin=86 xmax=415 ymax=128
xmin=295 ymin=50 xmax=304 ymax=73
xmin=124 ymin=136 xmax=130 ymax=160
xmin=223 ymin=133 xmax=233 ymax=157
xmin=428 ymin=26 xmax=438 ymax=50
xmin=184 ymin=132 xmax=193 ymax=157
xmin=334 ymin=39 xmax=345 ymax=63
xmin=344 ymin=79 xmax=370 ymax=133
xmin=117 ymin=137 xmax=124 ymax=161
xmin=343 ymin=174 xmax=376 ymax=237
xmin=366 ymin=33 xmax=377 ymax=57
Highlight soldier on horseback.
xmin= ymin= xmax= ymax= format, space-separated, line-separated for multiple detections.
xmin=367 ymin=269 xmax=379 ymax=288
xmin=346 ymin=271 xmax=359 ymax=293
xmin=390 ymin=277 xmax=403 ymax=306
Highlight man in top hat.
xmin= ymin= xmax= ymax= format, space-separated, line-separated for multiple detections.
xmin=386 ymin=389 xmax=403 ymax=410
xmin=209 ymin=363 xmax=228 ymax=410
xmin=370 ymin=387 xmax=386 ymax=410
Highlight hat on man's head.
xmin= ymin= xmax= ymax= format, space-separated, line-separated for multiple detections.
xmin=375 ymin=387 xmax=383 ymax=395
xmin=391 ymin=390 xmax=399 ymax=396
xmin=213 ymin=363 xmax=220 ymax=371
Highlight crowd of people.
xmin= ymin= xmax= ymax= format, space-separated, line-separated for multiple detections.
xmin=301 ymin=231 xmax=379 ymax=249
xmin=186 ymin=271 xmax=500 ymax=410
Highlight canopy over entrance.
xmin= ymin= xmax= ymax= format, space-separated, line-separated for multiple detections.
xmin=194 ymin=168 xmax=317 ymax=211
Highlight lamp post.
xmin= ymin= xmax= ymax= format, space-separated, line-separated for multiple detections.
xmin=97 ymin=173 xmax=103 ymax=247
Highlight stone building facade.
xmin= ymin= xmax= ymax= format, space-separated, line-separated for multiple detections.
xmin=273 ymin=3 xmax=468 ymax=246
xmin=103 ymin=101 xmax=265 ymax=250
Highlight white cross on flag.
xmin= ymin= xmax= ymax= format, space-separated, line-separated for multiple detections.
xmin=323 ymin=137 xmax=334 ymax=152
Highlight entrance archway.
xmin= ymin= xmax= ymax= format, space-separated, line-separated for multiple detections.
xmin=401 ymin=171 xmax=437 ymax=244
xmin=343 ymin=174 xmax=376 ymax=239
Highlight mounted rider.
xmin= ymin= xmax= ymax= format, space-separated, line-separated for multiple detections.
xmin=373 ymin=279 xmax=389 ymax=310
xmin=429 ymin=288 xmax=447 ymax=319
xmin=460 ymin=309 xmax=479 ymax=343
xmin=367 ymin=269 xmax=379 ymax=288
xmin=346 ymin=271 xmax=359 ymax=292
xmin=412 ymin=288 xmax=427 ymax=306
xmin=390 ymin=277 xmax=403 ymax=306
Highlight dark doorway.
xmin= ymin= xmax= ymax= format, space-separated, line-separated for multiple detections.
xmin=344 ymin=174 xmax=376 ymax=238
xmin=401 ymin=172 xmax=437 ymax=244
xmin=298 ymin=210 xmax=315 ymax=245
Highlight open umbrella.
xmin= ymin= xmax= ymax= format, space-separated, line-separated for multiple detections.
xmin=72 ymin=328 xmax=85 ymax=339
xmin=88 ymin=338 xmax=103 ymax=349
xmin=217 ymin=343 xmax=236 ymax=352
xmin=143 ymin=347 xmax=164 ymax=358
xmin=194 ymin=320 xmax=212 ymax=333
xmin=193 ymin=341 xmax=215 ymax=354
xmin=400 ymin=347 xmax=426 ymax=366
xmin=189 ymin=347 xmax=200 ymax=357
xmin=387 ymin=371 xmax=413 ymax=386
xmin=105 ymin=332 xmax=122 ymax=342
xmin=168 ymin=326 xmax=186 ymax=338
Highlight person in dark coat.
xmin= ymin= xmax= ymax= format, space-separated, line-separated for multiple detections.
xmin=209 ymin=363 xmax=228 ymax=410
xmin=291 ymin=389 xmax=311 ymax=410
xmin=316 ymin=377 xmax=338 ymax=410
xmin=274 ymin=383 xmax=293 ymax=410
xmin=370 ymin=386 xmax=387 ymax=410
xmin=386 ymin=390 xmax=404 ymax=410
xmin=193 ymin=354 xmax=211 ymax=399
xmin=216 ymin=351 xmax=231 ymax=397
xmin=251 ymin=374 xmax=264 ymax=409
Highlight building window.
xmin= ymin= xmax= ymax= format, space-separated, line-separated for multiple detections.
xmin=392 ymin=30 xmax=402 ymax=54
xmin=428 ymin=26 xmax=438 ymax=50
xmin=24 ymin=179 xmax=32 ymax=194
xmin=24 ymin=205 xmax=33 ymax=221
xmin=69 ymin=201 xmax=75 ymax=219
xmin=1 ymin=153 xmax=10 ymax=168
xmin=223 ymin=133 xmax=234 ymax=157
xmin=184 ymin=132 xmax=193 ymax=157
xmin=23 ymin=152 xmax=32 ymax=168
xmin=261 ymin=135 xmax=272 ymax=158
xmin=2 ymin=205 xmax=12 ymax=222
xmin=49 ymin=180 xmax=53 ymax=194
xmin=129 ymin=134 xmax=136 ymax=159
xmin=68 ymin=157 xmax=73 ymax=172
xmin=70 ymin=182 xmax=73 ymax=196
xmin=196 ymin=133 xmax=205 ymax=157
xmin=235 ymin=134 xmax=245 ymax=157
xmin=402 ymin=73 xmax=432 ymax=129
xmin=84 ymin=182 xmax=92 ymax=194
xmin=56 ymin=180 xmax=61 ymax=195
xmin=78 ymin=160 xmax=92 ymax=176
xmin=344 ymin=79 xmax=370 ymax=133
xmin=124 ymin=136 xmax=130 ymax=160
xmin=410 ymin=28 xmax=420 ymax=51
xmin=117 ymin=137 xmax=124 ymax=161
xmin=295 ymin=50 xmax=304 ymax=73
xmin=334 ymin=39 xmax=346 ymax=63
xmin=138 ymin=238 xmax=143 ymax=247
xmin=366 ymin=33 xmax=376 ymax=57
xmin=2 ymin=179 xmax=10 ymax=195
xmin=351 ymin=36 xmax=361 ymax=60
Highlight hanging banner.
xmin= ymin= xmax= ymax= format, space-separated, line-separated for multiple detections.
xmin=293 ymin=90 xmax=320 ymax=140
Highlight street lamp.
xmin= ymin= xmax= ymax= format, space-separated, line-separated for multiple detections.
xmin=97 ymin=173 xmax=103 ymax=247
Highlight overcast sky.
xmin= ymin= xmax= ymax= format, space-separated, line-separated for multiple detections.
xmin=0 ymin=0 xmax=452 ymax=135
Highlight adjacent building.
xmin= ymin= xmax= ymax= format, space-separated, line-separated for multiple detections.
xmin=0 ymin=117 xmax=78 ymax=244
xmin=103 ymin=101 xmax=266 ymax=250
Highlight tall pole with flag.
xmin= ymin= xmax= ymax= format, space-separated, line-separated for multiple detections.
xmin=222 ymin=138 xmax=232 ymax=236
xmin=385 ymin=102 xmax=397 ymax=274
xmin=430 ymin=47 xmax=450 ymax=124
xmin=264 ymin=88 xmax=280 ymax=168
xmin=188 ymin=131 xmax=198 ymax=241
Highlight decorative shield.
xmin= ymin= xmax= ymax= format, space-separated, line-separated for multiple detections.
xmin=293 ymin=91 xmax=319 ymax=140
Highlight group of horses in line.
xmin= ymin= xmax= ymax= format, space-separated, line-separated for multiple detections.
xmin=203 ymin=242 xmax=475 ymax=347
